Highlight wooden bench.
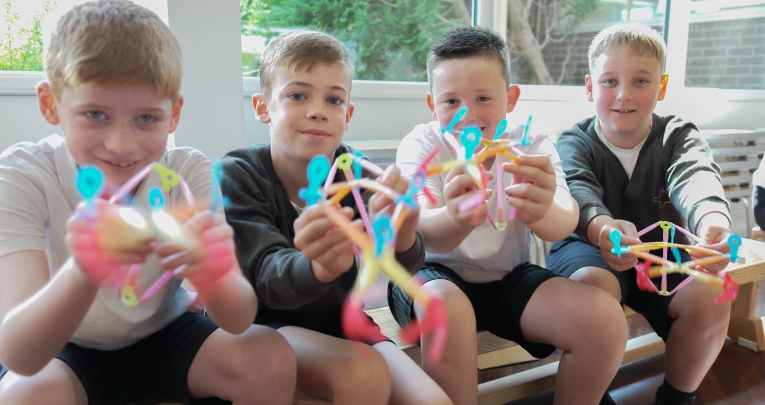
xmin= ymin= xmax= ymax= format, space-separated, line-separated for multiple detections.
xmin=364 ymin=237 xmax=765 ymax=405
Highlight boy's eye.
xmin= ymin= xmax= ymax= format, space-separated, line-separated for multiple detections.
xmin=635 ymin=79 xmax=648 ymax=85
xmin=289 ymin=93 xmax=307 ymax=101
xmin=445 ymin=99 xmax=459 ymax=105
xmin=327 ymin=96 xmax=343 ymax=105
xmin=137 ymin=115 xmax=157 ymax=123
xmin=86 ymin=111 xmax=107 ymax=120
xmin=477 ymin=96 xmax=491 ymax=102
xmin=603 ymin=79 xmax=616 ymax=85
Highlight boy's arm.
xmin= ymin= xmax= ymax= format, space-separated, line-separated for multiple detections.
xmin=666 ymin=127 xmax=731 ymax=237
xmin=503 ymin=154 xmax=578 ymax=241
xmin=755 ymin=186 xmax=765 ymax=230
xmin=220 ymin=157 xmax=333 ymax=310
xmin=555 ymin=132 xmax=612 ymax=240
xmin=0 ymin=253 xmax=98 ymax=376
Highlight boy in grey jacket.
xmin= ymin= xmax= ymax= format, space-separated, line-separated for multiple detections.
xmin=546 ymin=23 xmax=732 ymax=405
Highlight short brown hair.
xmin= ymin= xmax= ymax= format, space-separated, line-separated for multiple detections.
xmin=588 ymin=23 xmax=666 ymax=74
xmin=426 ymin=26 xmax=511 ymax=90
xmin=45 ymin=0 xmax=182 ymax=100
xmin=259 ymin=30 xmax=353 ymax=100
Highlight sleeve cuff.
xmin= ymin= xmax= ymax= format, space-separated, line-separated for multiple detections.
xmin=394 ymin=230 xmax=425 ymax=274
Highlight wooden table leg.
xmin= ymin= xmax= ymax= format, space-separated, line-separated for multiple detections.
xmin=728 ymin=281 xmax=765 ymax=351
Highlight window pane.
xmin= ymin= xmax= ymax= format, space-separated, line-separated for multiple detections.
xmin=0 ymin=0 xmax=55 ymax=72
xmin=506 ymin=0 xmax=666 ymax=85
xmin=685 ymin=0 xmax=765 ymax=90
xmin=240 ymin=0 xmax=472 ymax=81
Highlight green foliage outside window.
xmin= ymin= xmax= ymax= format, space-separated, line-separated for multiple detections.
xmin=0 ymin=0 xmax=55 ymax=71
xmin=240 ymin=0 xmax=470 ymax=81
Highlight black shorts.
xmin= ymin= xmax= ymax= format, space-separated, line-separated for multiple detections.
xmin=546 ymin=237 xmax=692 ymax=341
xmin=1 ymin=313 xmax=218 ymax=405
xmin=388 ymin=262 xmax=560 ymax=359
xmin=256 ymin=308 xmax=392 ymax=346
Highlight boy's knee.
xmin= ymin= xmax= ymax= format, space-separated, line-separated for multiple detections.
xmin=230 ymin=327 xmax=296 ymax=394
xmin=334 ymin=344 xmax=390 ymax=399
xmin=674 ymin=282 xmax=731 ymax=328
xmin=570 ymin=266 xmax=621 ymax=301
xmin=417 ymin=280 xmax=472 ymax=315
xmin=574 ymin=287 xmax=629 ymax=348
xmin=0 ymin=373 xmax=79 ymax=405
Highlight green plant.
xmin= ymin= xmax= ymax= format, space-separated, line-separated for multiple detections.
xmin=240 ymin=0 xmax=469 ymax=81
xmin=0 ymin=0 xmax=55 ymax=71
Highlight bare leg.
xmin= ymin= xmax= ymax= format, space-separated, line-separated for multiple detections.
xmin=520 ymin=277 xmax=628 ymax=405
xmin=188 ymin=325 xmax=296 ymax=405
xmin=414 ymin=279 xmax=478 ymax=405
xmin=373 ymin=341 xmax=453 ymax=405
xmin=0 ymin=359 xmax=86 ymax=405
xmin=569 ymin=266 xmax=622 ymax=303
xmin=277 ymin=326 xmax=391 ymax=405
xmin=664 ymin=278 xmax=730 ymax=392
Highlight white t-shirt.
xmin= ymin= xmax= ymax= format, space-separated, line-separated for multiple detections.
xmin=0 ymin=135 xmax=215 ymax=350
xmin=594 ymin=119 xmax=647 ymax=179
xmin=396 ymin=122 xmax=569 ymax=283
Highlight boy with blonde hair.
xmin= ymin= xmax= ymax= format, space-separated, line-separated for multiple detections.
xmin=219 ymin=30 xmax=452 ymax=405
xmin=0 ymin=1 xmax=296 ymax=404
xmin=546 ymin=23 xmax=732 ymax=405
xmin=391 ymin=25 xmax=628 ymax=405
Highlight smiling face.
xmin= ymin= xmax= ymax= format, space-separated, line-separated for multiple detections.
xmin=586 ymin=46 xmax=667 ymax=148
xmin=255 ymin=62 xmax=355 ymax=166
xmin=37 ymin=81 xmax=181 ymax=187
xmin=427 ymin=56 xmax=519 ymax=141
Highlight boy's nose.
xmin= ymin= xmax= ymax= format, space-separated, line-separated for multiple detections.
xmin=617 ymin=85 xmax=632 ymax=101
xmin=103 ymin=124 xmax=139 ymax=154
xmin=307 ymin=102 xmax=329 ymax=121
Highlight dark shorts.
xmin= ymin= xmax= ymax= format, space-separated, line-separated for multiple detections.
xmin=388 ymin=262 xmax=560 ymax=359
xmin=256 ymin=308 xmax=392 ymax=346
xmin=546 ymin=237 xmax=692 ymax=341
xmin=1 ymin=313 xmax=218 ymax=405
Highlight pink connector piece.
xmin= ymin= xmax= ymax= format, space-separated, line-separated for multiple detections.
xmin=714 ymin=273 xmax=738 ymax=305
xmin=341 ymin=298 xmax=386 ymax=343
xmin=400 ymin=297 xmax=449 ymax=363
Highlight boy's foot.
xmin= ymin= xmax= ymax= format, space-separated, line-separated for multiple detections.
xmin=652 ymin=385 xmax=695 ymax=405
xmin=600 ymin=392 xmax=616 ymax=405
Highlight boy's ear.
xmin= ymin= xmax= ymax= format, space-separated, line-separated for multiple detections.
xmin=506 ymin=85 xmax=521 ymax=113
xmin=585 ymin=75 xmax=594 ymax=102
xmin=252 ymin=93 xmax=271 ymax=123
xmin=344 ymin=102 xmax=355 ymax=130
xmin=425 ymin=93 xmax=437 ymax=119
xmin=36 ymin=81 xmax=60 ymax=125
xmin=657 ymin=74 xmax=669 ymax=101
xmin=168 ymin=95 xmax=184 ymax=134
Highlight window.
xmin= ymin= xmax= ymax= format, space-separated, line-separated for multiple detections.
xmin=0 ymin=0 xmax=55 ymax=71
xmin=685 ymin=0 xmax=765 ymax=90
xmin=240 ymin=0 xmax=472 ymax=81
xmin=505 ymin=0 xmax=666 ymax=85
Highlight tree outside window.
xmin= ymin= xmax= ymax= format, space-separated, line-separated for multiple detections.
xmin=240 ymin=0 xmax=472 ymax=81
xmin=0 ymin=0 xmax=56 ymax=71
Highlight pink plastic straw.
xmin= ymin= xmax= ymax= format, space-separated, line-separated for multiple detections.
xmin=138 ymin=270 xmax=175 ymax=303
xmin=343 ymin=168 xmax=374 ymax=236
xmin=637 ymin=221 xmax=661 ymax=237
xmin=322 ymin=159 xmax=340 ymax=200
xmin=110 ymin=163 xmax=156 ymax=203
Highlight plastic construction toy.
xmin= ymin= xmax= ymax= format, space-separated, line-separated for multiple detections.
xmin=300 ymin=153 xmax=448 ymax=363
xmin=421 ymin=107 xmax=532 ymax=230
xmin=609 ymin=221 xmax=741 ymax=304
xmin=76 ymin=163 xmax=200 ymax=307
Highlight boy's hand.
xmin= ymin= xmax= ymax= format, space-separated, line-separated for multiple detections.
xmin=502 ymin=155 xmax=556 ymax=226
xmin=156 ymin=211 xmax=236 ymax=297
xmin=693 ymin=213 xmax=732 ymax=273
xmin=443 ymin=166 xmax=493 ymax=228
xmin=294 ymin=202 xmax=361 ymax=283
xmin=599 ymin=219 xmax=641 ymax=271
xmin=369 ymin=165 xmax=420 ymax=252
xmin=66 ymin=199 xmax=155 ymax=286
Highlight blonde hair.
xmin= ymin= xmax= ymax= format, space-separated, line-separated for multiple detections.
xmin=588 ymin=23 xmax=666 ymax=73
xmin=45 ymin=0 xmax=182 ymax=100
xmin=259 ymin=30 xmax=353 ymax=100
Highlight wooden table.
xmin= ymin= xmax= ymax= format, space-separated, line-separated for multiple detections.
xmin=726 ymin=237 xmax=765 ymax=351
